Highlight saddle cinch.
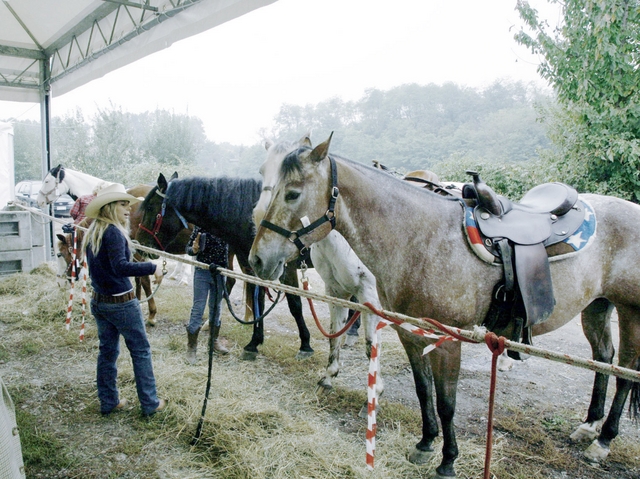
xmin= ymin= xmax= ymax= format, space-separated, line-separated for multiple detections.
xmin=462 ymin=171 xmax=584 ymax=356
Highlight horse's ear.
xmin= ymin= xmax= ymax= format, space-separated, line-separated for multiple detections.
xmin=170 ymin=171 xmax=178 ymax=180
xmin=51 ymin=164 xmax=61 ymax=175
xmin=299 ymin=132 xmax=312 ymax=148
xmin=158 ymin=173 xmax=168 ymax=192
xmin=264 ymin=139 xmax=274 ymax=151
xmin=56 ymin=234 xmax=66 ymax=244
xmin=309 ymin=132 xmax=333 ymax=163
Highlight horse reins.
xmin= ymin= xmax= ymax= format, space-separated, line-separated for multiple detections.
xmin=259 ymin=155 xmax=339 ymax=256
xmin=137 ymin=184 xmax=189 ymax=251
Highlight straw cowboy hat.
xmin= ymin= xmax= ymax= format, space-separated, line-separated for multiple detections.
xmin=85 ymin=183 xmax=142 ymax=219
xmin=403 ymin=170 xmax=441 ymax=186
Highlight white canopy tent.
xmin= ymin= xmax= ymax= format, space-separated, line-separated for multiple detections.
xmin=0 ymin=0 xmax=276 ymax=258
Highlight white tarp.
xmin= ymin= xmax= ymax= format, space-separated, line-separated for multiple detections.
xmin=0 ymin=0 xmax=277 ymax=102
xmin=0 ymin=122 xmax=14 ymax=208
xmin=0 ymin=375 xmax=25 ymax=479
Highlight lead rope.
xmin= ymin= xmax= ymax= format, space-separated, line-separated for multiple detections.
xmin=78 ymin=257 xmax=88 ymax=341
xmin=299 ymin=261 xmax=361 ymax=338
xmin=64 ymin=228 xmax=88 ymax=341
xmin=64 ymin=229 xmax=77 ymax=332
xmin=483 ymin=332 xmax=505 ymax=479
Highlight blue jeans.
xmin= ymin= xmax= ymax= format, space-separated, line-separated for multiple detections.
xmin=90 ymin=298 xmax=160 ymax=415
xmin=187 ymin=267 xmax=225 ymax=334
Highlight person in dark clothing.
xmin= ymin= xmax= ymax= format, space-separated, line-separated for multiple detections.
xmin=185 ymin=226 xmax=229 ymax=363
xmin=83 ymin=183 xmax=167 ymax=416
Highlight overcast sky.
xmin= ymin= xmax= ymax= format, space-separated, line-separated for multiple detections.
xmin=0 ymin=0 xmax=560 ymax=145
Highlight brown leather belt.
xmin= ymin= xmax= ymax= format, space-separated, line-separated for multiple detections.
xmin=92 ymin=291 xmax=136 ymax=304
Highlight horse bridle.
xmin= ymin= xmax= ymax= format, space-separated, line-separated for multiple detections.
xmin=259 ymin=155 xmax=339 ymax=256
xmin=137 ymin=184 xmax=189 ymax=251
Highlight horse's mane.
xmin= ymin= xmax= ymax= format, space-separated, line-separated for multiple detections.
xmin=280 ymin=147 xmax=462 ymax=203
xmin=167 ymin=176 xmax=263 ymax=224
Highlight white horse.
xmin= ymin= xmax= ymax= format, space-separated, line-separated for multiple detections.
xmin=39 ymin=164 xmax=193 ymax=284
xmin=37 ymin=164 xmax=110 ymax=206
xmin=253 ymin=135 xmax=384 ymax=402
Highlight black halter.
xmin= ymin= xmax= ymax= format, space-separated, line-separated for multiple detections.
xmin=259 ymin=156 xmax=339 ymax=256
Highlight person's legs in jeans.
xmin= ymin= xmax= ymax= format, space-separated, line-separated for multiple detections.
xmin=208 ymin=274 xmax=225 ymax=328
xmin=110 ymin=300 xmax=160 ymax=415
xmin=188 ymin=268 xmax=210 ymax=334
xmin=92 ymin=300 xmax=122 ymax=414
xmin=208 ymin=273 xmax=228 ymax=353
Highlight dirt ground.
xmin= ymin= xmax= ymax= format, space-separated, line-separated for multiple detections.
xmin=1 ymin=257 xmax=639 ymax=478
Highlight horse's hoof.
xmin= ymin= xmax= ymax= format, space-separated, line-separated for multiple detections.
xmin=570 ymin=420 xmax=603 ymax=442
xmin=295 ymin=350 xmax=314 ymax=360
xmin=241 ymin=350 xmax=258 ymax=361
xmin=433 ymin=472 xmax=456 ymax=479
xmin=497 ymin=354 xmax=515 ymax=371
xmin=584 ymin=439 xmax=610 ymax=463
xmin=315 ymin=381 xmax=333 ymax=396
xmin=407 ymin=446 xmax=433 ymax=464
xmin=146 ymin=319 xmax=157 ymax=327
xmin=343 ymin=335 xmax=358 ymax=348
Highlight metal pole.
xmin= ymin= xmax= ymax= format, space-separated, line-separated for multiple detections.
xmin=39 ymin=57 xmax=53 ymax=260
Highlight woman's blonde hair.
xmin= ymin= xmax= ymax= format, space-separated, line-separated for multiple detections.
xmin=82 ymin=201 xmax=132 ymax=257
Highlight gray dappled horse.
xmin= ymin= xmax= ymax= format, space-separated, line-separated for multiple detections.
xmin=249 ymin=134 xmax=640 ymax=478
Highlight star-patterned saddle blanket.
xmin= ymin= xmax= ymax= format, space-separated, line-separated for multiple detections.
xmin=465 ymin=198 xmax=597 ymax=265
xmin=463 ymin=186 xmax=597 ymax=330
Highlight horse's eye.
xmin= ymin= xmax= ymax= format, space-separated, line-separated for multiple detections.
xmin=285 ymin=191 xmax=300 ymax=202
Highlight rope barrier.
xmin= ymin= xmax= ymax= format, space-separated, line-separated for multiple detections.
xmin=12 ymin=202 xmax=640 ymax=475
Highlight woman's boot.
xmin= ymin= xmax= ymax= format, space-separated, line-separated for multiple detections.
xmin=186 ymin=326 xmax=200 ymax=364
xmin=212 ymin=324 xmax=229 ymax=354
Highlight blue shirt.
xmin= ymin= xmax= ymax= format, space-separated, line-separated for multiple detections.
xmin=86 ymin=224 xmax=156 ymax=295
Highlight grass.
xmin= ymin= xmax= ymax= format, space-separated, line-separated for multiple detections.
xmin=1 ymin=261 xmax=639 ymax=478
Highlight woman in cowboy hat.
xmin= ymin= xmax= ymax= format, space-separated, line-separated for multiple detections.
xmin=83 ymin=183 xmax=167 ymax=416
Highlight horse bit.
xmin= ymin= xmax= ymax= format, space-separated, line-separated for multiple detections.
xmin=259 ymin=155 xmax=339 ymax=256
xmin=137 ymin=184 xmax=189 ymax=252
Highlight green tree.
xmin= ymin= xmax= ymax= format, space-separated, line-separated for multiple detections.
xmin=51 ymin=107 xmax=91 ymax=173
xmin=11 ymin=120 xmax=41 ymax=182
xmin=516 ymin=0 xmax=640 ymax=200
xmin=143 ymin=109 xmax=206 ymax=167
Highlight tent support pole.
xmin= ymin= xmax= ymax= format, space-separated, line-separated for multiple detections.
xmin=40 ymin=57 xmax=53 ymax=261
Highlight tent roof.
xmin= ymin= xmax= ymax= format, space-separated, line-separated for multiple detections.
xmin=0 ymin=0 xmax=276 ymax=102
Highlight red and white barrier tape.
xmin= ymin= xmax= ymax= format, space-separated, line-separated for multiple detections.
xmin=365 ymin=311 xmax=456 ymax=470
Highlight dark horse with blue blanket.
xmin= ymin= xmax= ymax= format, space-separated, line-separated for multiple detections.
xmin=136 ymin=173 xmax=314 ymax=361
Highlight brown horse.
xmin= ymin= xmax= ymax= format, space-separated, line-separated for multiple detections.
xmin=249 ymin=134 xmax=640 ymax=478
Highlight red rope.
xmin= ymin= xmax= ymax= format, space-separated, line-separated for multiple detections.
xmin=302 ymin=279 xmax=362 ymax=339
xmin=483 ymin=332 xmax=505 ymax=479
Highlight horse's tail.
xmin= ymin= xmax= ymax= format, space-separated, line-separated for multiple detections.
xmin=629 ymin=356 xmax=640 ymax=423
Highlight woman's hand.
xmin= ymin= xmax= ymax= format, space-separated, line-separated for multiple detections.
xmin=153 ymin=266 xmax=164 ymax=285
xmin=192 ymin=233 xmax=201 ymax=254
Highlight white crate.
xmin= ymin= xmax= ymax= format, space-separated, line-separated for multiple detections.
xmin=0 ymin=210 xmax=46 ymax=275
